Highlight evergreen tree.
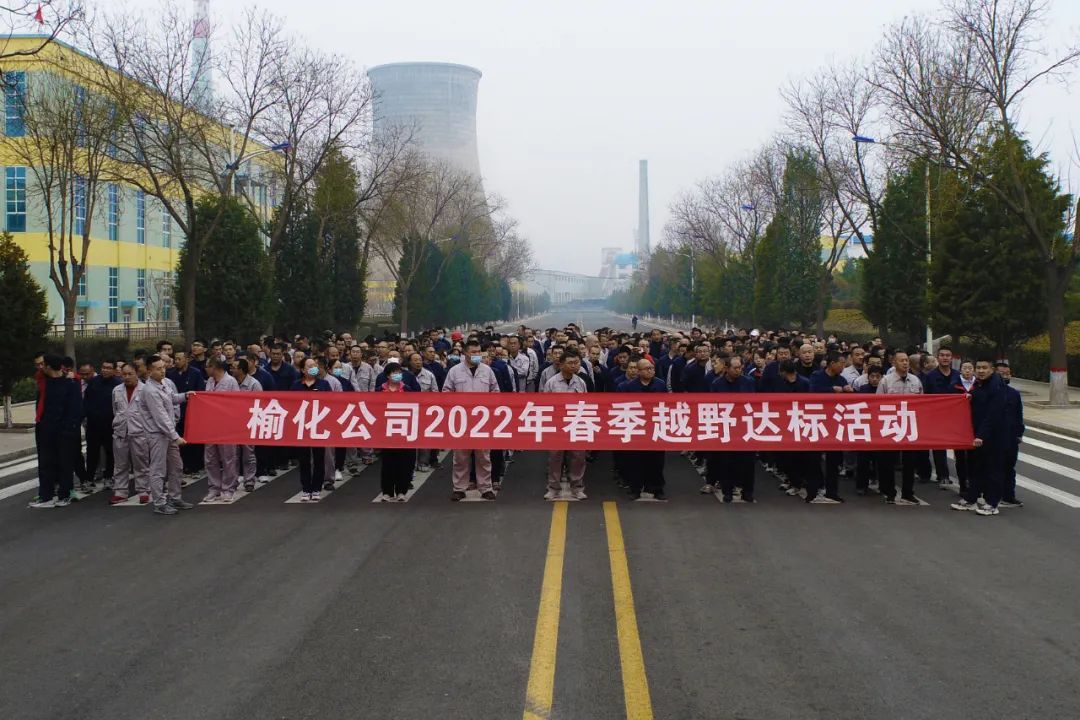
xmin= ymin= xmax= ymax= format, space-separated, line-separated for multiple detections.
xmin=931 ymin=131 xmax=1061 ymax=354
xmin=861 ymin=158 xmax=936 ymax=341
xmin=274 ymin=204 xmax=327 ymax=336
xmin=312 ymin=150 xmax=365 ymax=331
xmin=0 ymin=232 xmax=49 ymax=427
xmin=752 ymin=148 xmax=822 ymax=328
xmin=176 ymin=196 xmax=274 ymax=342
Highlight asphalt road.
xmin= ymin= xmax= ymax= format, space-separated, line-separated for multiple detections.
xmin=2 ymin=309 xmax=1079 ymax=720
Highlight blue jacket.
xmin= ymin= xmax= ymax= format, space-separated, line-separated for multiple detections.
xmin=252 ymin=366 xmax=275 ymax=395
xmin=83 ymin=374 xmax=121 ymax=421
xmin=760 ymin=360 xmax=783 ymax=392
xmin=680 ymin=360 xmax=710 ymax=393
xmin=775 ymin=375 xmax=810 ymax=393
xmin=617 ymin=377 xmax=668 ymax=393
xmin=711 ymin=373 xmax=756 ymax=394
xmin=290 ymin=378 xmax=333 ymax=393
xmin=40 ymin=377 xmax=82 ymax=436
xmin=809 ymin=370 xmax=849 ymax=393
xmin=970 ymin=373 xmax=1007 ymax=443
xmin=1003 ymin=382 xmax=1025 ymax=440
xmin=923 ymin=366 xmax=961 ymax=394
xmin=267 ymin=361 xmax=300 ymax=391
xmin=668 ymin=356 xmax=688 ymax=392
xmin=424 ymin=361 xmax=447 ymax=390
xmin=490 ymin=359 xmax=516 ymax=394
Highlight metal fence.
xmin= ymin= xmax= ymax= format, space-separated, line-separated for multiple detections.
xmin=49 ymin=322 xmax=182 ymax=341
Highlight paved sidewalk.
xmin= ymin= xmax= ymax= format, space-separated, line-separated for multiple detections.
xmin=0 ymin=402 xmax=37 ymax=463
xmin=1009 ymin=377 xmax=1080 ymax=438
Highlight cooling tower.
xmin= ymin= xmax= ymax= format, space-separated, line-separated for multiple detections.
xmin=367 ymin=62 xmax=483 ymax=179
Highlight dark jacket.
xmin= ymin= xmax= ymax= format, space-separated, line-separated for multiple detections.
xmin=923 ymin=366 xmax=961 ymax=395
xmin=268 ymin=361 xmax=300 ymax=391
xmin=710 ymin=373 xmax=756 ymax=394
xmin=776 ymin=375 xmax=810 ymax=393
xmin=290 ymin=378 xmax=333 ymax=392
xmin=424 ymin=361 xmax=447 ymax=390
xmin=970 ymin=373 xmax=1007 ymax=444
xmin=617 ymin=377 xmax=668 ymax=393
xmin=83 ymin=374 xmax=121 ymax=421
xmin=668 ymin=356 xmax=688 ymax=392
xmin=809 ymin=370 xmax=849 ymax=393
xmin=1003 ymin=382 xmax=1025 ymax=440
xmin=680 ymin=360 xmax=710 ymax=393
xmin=252 ymin=366 xmax=275 ymax=395
xmin=489 ymin=359 xmax=516 ymax=394
xmin=40 ymin=376 xmax=82 ymax=436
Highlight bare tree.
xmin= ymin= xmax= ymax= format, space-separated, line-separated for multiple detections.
xmin=0 ymin=1 xmax=82 ymax=66
xmin=368 ymin=159 xmax=497 ymax=334
xmin=873 ymin=0 xmax=1080 ymax=405
xmin=77 ymin=3 xmax=283 ymax=342
xmin=9 ymin=62 xmax=124 ymax=358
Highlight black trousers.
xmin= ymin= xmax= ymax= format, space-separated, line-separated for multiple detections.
xmin=85 ymin=417 xmax=114 ymax=480
xmin=718 ymin=451 xmax=755 ymax=500
xmin=954 ymin=449 xmax=971 ymax=492
xmin=877 ymin=450 xmax=917 ymax=500
xmin=37 ymin=428 xmax=74 ymax=501
xmin=297 ymin=446 xmax=325 ymax=494
xmin=776 ymin=452 xmax=807 ymax=489
xmin=965 ymin=444 xmax=1003 ymax=507
xmin=932 ymin=449 xmax=951 ymax=482
xmin=491 ymin=449 xmax=505 ymax=482
xmin=806 ymin=451 xmax=842 ymax=499
xmin=628 ymin=451 xmax=665 ymax=494
xmin=854 ymin=451 xmax=878 ymax=491
xmin=381 ymin=448 xmax=417 ymax=496
xmin=255 ymin=446 xmax=272 ymax=477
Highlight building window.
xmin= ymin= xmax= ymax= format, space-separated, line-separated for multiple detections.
xmin=73 ymin=176 xmax=86 ymax=236
xmin=108 ymin=184 xmax=119 ymax=241
xmin=136 ymin=268 xmax=146 ymax=322
xmin=78 ymin=268 xmax=87 ymax=297
xmin=161 ymin=271 xmax=172 ymax=321
xmin=5 ymin=166 xmax=26 ymax=232
xmin=5 ymin=71 xmax=26 ymax=137
xmin=161 ymin=208 xmax=171 ymax=248
xmin=136 ymin=190 xmax=145 ymax=244
xmin=108 ymin=267 xmax=118 ymax=323
xmin=74 ymin=85 xmax=87 ymax=147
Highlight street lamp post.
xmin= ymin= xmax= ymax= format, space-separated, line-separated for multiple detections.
xmin=678 ymin=244 xmax=697 ymax=328
xmin=853 ymin=135 xmax=934 ymax=353
xmin=223 ymin=138 xmax=291 ymax=195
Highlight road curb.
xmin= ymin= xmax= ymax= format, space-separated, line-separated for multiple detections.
xmin=1026 ymin=419 xmax=1080 ymax=441
xmin=0 ymin=446 xmax=36 ymax=464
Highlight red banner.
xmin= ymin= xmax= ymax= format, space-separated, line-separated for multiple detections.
xmin=183 ymin=392 xmax=974 ymax=451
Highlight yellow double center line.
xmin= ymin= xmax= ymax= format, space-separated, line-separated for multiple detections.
xmin=522 ymin=501 xmax=654 ymax=720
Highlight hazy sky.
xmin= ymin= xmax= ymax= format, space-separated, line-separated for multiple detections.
xmin=220 ymin=0 xmax=1080 ymax=274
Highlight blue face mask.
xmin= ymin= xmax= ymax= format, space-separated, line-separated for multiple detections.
xmin=306 ymin=366 xmax=319 ymax=377
xmin=448 ymin=354 xmax=461 ymax=363
xmin=389 ymin=372 xmax=403 ymax=383
xmin=470 ymin=355 xmax=483 ymax=365
xmin=332 ymin=367 xmax=343 ymax=377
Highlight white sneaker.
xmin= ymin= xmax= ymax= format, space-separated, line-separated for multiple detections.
xmin=544 ymin=489 xmax=559 ymax=501
xmin=309 ymin=492 xmax=321 ymax=502
xmin=379 ymin=493 xmax=395 ymax=502
xmin=570 ymin=489 xmax=587 ymax=500
xmin=699 ymin=483 xmax=715 ymax=494
xmin=257 ymin=475 xmax=271 ymax=484
xmin=334 ymin=470 xmax=343 ymax=481
xmin=786 ymin=486 xmax=802 ymax=496
xmin=975 ymin=504 xmax=999 ymax=516
xmin=202 ymin=493 xmax=220 ymax=503
xmin=300 ymin=492 xmax=311 ymax=502
xmin=950 ymin=499 xmax=976 ymax=511
xmin=395 ymin=494 xmax=408 ymax=502
xmin=29 ymin=498 xmax=56 ymax=508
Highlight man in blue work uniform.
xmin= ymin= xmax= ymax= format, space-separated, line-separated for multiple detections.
xmin=995 ymin=362 xmax=1025 ymax=508
xmin=617 ymin=358 xmax=668 ymax=500
xmin=807 ymin=351 xmax=852 ymax=504
xmin=951 ymin=359 xmax=1008 ymax=516
xmin=710 ymin=355 xmax=757 ymax=503
xmin=922 ymin=346 xmax=962 ymax=488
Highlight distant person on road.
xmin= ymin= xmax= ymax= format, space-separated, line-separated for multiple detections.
xmin=631 ymin=315 xmax=638 ymax=331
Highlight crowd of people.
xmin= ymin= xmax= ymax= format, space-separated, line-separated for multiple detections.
xmin=28 ymin=321 xmax=1024 ymax=517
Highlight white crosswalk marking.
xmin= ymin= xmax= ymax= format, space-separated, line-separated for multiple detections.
xmin=1022 ymin=437 xmax=1080 ymax=462
xmin=1017 ymin=452 xmax=1080 ymax=482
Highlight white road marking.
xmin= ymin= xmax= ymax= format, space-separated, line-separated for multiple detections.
xmin=1022 ymin=436 xmax=1080 ymax=462
xmin=1017 ymin=452 xmax=1080 ymax=483
xmin=285 ymin=462 xmax=367 ymax=503
xmin=1025 ymin=426 xmax=1080 ymax=445
xmin=1015 ymin=476 xmax=1080 ymax=508
xmin=0 ymin=478 xmax=36 ymax=501
xmin=371 ymin=450 xmax=449 ymax=503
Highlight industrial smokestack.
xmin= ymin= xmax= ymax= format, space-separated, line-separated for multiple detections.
xmin=637 ymin=159 xmax=650 ymax=256
xmin=191 ymin=0 xmax=212 ymax=109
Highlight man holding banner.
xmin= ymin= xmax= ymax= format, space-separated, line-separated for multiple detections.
xmin=442 ymin=339 xmax=501 ymax=502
